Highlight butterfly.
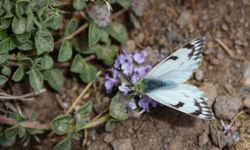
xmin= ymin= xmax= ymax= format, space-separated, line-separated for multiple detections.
xmin=134 ymin=37 xmax=214 ymax=120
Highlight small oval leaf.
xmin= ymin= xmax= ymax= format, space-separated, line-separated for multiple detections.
xmin=51 ymin=114 xmax=71 ymax=135
xmin=88 ymin=22 xmax=100 ymax=46
xmin=45 ymin=68 xmax=65 ymax=91
xmin=58 ymin=41 xmax=72 ymax=62
xmin=109 ymin=93 xmax=128 ymax=120
xmin=12 ymin=16 xmax=26 ymax=34
xmin=105 ymin=22 xmax=127 ymax=43
xmin=28 ymin=68 xmax=43 ymax=91
xmin=0 ymin=75 xmax=8 ymax=85
xmin=12 ymin=66 xmax=24 ymax=82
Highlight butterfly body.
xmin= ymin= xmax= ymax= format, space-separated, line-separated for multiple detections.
xmin=139 ymin=79 xmax=177 ymax=93
xmin=134 ymin=37 xmax=214 ymax=120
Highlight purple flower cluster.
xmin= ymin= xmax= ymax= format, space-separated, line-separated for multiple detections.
xmin=104 ymin=49 xmax=158 ymax=112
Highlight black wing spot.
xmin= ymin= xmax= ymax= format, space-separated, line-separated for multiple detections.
xmin=170 ymin=102 xmax=184 ymax=108
xmin=166 ymin=55 xmax=178 ymax=61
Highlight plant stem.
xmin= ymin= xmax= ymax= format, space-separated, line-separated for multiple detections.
xmin=0 ymin=116 xmax=49 ymax=130
xmin=81 ymin=114 xmax=110 ymax=130
xmin=66 ymin=71 xmax=102 ymax=114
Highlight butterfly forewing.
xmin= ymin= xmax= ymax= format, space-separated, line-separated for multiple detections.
xmin=140 ymin=37 xmax=214 ymax=120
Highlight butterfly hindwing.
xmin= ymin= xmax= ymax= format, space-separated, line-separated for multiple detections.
xmin=144 ymin=37 xmax=205 ymax=83
xmin=144 ymin=83 xmax=214 ymax=120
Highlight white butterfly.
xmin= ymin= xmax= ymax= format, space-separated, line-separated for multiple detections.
xmin=136 ymin=37 xmax=214 ymax=120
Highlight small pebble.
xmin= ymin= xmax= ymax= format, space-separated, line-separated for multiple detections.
xmin=111 ymin=139 xmax=133 ymax=150
xmin=228 ymin=131 xmax=240 ymax=146
xmin=214 ymin=96 xmax=242 ymax=120
xmin=195 ymin=70 xmax=204 ymax=81
xmin=223 ymin=81 xmax=235 ymax=94
xmin=103 ymin=133 xmax=114 ymax=143
xmin=204 ymin=48 xmax=214 ymax=55
xmin=244 ymin=62 xmax=250 ymax=85
xmin=167 ymin=31 xmax=180 ymax=43
xmin=243 ymin=96 xmax=250 ymax=108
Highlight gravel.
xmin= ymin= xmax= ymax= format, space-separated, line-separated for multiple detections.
xmin=200 ymin=82 xmax=217 ymax=107
xmin=214 ymin=96 xmax=242 ymax=120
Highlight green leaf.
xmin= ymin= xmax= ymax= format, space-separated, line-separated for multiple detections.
xmin=0 ymin=19 xmax=11 ymax=30
xmin=35 ymin=29 xmax=54 ymax=55
xmin=17 ymin=40 xmax=33 ymax=51
xmin=0 ymin=30 xmax=8 ymax=40
xmin=18 ymin=126 xmax=26 ymax=138
xmin=12 ymin=16 xmax=26 ymax=34
xmin=64 ymin=19 xmax=78 ymax=36
xmin=26 ymin=12 xmax=34 ymax=32
xmin=1 ymin=66 xmax=11 ymax=76
xmin=12 ymin=66 xmax=24 ymax=82
xmin=88 ymin=22 xmax=100 ymax=46
xmin=28 ymin=68 xmax=43 ymax=91
xmin=129 ymin=13 xmax=141 ymax=29
xmin=3 ymin=0 xmax=14 ymax=11
xmin=0 ymin=133 xmax=15 ymax=147
xmin=4 ymin=126 xmax=18 ymax=141
xmin=105 ymin=118 xmax=117 ymax=132
xmin=58 ymin=41 xmax=72 ymax=62
xmin=27 ymin=127 xmax=44 ymax=135
xmin=116 ymin=0 xmax=131 ymax=8
xmin=75 ymin=101 xmax=92 ymax=130
xmin=41 ymin=55 xmax=54 ymax=69
xmin=79 ymin=64 xmax=97 ymax=83
xmin=96 ymin=45 xmax=118 ymax=66
xmin=16 ymin=32 xmax=31 ymax=43
xmin=0 ymin=53 xmax=8 ymax=64
xmin=45 ymin=68 xmax=65 ymax=91
xmin=0 ymin=75 xmax=8 ymax=85
xmin=75 ymin=101 xmax=92 ymax=116
xmin=70 ymin=54 xmax=86 ymax=73
xmin=0 ymin=37 xmax=11 ymax=54
xmin=109 ymin=93 xmax=128 ymax=120
xmin=15 ymin=1 xmax=29 ymax=17
xmin=73 ymin=0 xmax=86 ymax=10
xmin=9 ymin=113 xmax=25 ymax=122
xmin=51 ymin=114 xmax=71 ymax=135
xmin=100 ymin=29 xmax=110 ymax=44
xmin=53 ymin=136 xmax=71 ymax=150
xmin=105 ymin=22 xmax=127 ymax=43
xmin=45 ymin=13 xmax=63 ymax=30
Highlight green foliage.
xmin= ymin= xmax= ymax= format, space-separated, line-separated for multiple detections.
xmin=53 ymin=136 xmax=72 ymax=150
xmin=0 ymin=0 xmax=135 ymax=148
xmin=51 ymin=114 xmax=71 ymax=135
xmin=75 ymin=101 xmax=92 ymax=130
xmin=109 ymin=93 xmax=128 ymax=120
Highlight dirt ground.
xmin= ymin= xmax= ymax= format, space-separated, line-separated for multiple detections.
xmin=4 ymin=0 xmax=250 ymax=150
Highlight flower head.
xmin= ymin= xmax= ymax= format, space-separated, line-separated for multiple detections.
xmin=104 ymin=69 xmax=119 ymax=93
xmin=133 ymin=50 xmax=147 ymax=64
xmin=118 ymin=83 xmax=131 ymax=95
xmin=138 ymin=96 xmax=157 ymax=112
xmin=88 ymin=4 xmax=111 ymax=27
xmin=221 ymin=120 xmax=231 ymax=134
xmin=131 ymin=65 xmax=152 ymax=83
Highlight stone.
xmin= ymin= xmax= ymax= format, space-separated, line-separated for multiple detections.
xmin=214 ymin=96 xmax=242 ymax=120
xmin=111 ymin=139 xmax=133 ymax=150
xmin=200 ymin=82 xmax=217 ymax=107
xmin=195 ymin=70 xmax=204 ymax=81
xmin=244 ymin=62 xmax=250 ymax=85
xmin=103 ymin=133 xmax=114 ymax=143
xmin=243 ymin=96 xmax=250 ymax=108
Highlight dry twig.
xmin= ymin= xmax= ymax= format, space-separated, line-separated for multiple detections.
xmin=215 ymin=38 xmax=245 ymax=61
xmin=66 ymin=71 xmax=102 ymax=114
xmin=0 ymin=89 xmax=46 ymax=101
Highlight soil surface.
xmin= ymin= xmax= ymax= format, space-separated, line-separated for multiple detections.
xmin=4 ymin=0 xmax=250 ymax=150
